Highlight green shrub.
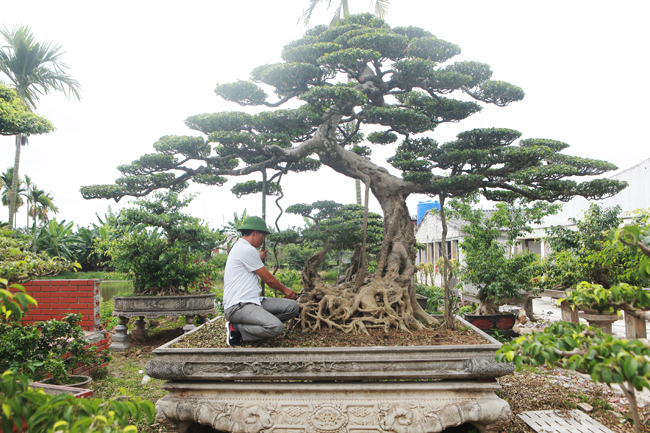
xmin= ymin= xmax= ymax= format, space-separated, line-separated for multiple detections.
xmin=0 ymin=370 xmax=154 ymax=433
xmin=274 ymin=268 xmax=303 ymax=291
xmin=415 ymin=284 xmax=444 ymax=313
xmin=0 ymin=313 xmax=111 ymax=384
xmin=100 ymin=298 xmax=119 ymax=331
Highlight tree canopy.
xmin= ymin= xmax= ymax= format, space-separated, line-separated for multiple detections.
xmin=0 ymin=84 xmax=53 ymax=136
xmin=81 ymin=14 xmax=626 ymax=330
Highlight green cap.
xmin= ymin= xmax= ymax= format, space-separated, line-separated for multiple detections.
xmin=237 ymin=216 xmax=270 ymax=234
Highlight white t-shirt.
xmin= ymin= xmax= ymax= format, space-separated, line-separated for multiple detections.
xmin=223 ymin=238 xmax=264 ymax=310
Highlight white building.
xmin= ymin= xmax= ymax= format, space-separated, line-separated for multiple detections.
xmin=414 ymin=157 xmax=650 ymax=288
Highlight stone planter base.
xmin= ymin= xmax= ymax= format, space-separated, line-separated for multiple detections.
xmin=110 ymin=293 xmax=216 ymax=352
xmin=155 ymin=381 xmax=511 ymax=433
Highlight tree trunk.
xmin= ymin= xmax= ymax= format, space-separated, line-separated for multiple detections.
xmin=8 ymin=134 xmax=22 ymax=229
xmin=355 ymin=179 xmax=362 ymax=205
xmin=293 ymin=105 xmax=438 ymax=333
xmin=439 ymin=195 xmax=455 ymax=329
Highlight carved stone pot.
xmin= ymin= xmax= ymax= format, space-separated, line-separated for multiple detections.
xmin=146 ymin=315 xmax=514 ymax=433
xmin=110 ymin=293 xmax=216 ymax=352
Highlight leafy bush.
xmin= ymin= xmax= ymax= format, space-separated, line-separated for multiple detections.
xmin=540 ymin=204 xmax=650 ymax=290
xmin=96 ymin=192 xmax=224 ymax=295
xmin=0 ymin=313 xmax=111 ymax=384
xmin=415 ymin=284 xmax=444 ymax=313
xmin=0 ymin=228 xmax=76 ymax=285
xmin=0 ymin=370 xmax=155 ymax=433
xmin=100 ymin=298 xmax=119 ymax=331
xmin=451 ymin=197 xmax=557 ymax=315
xmin=274 ymin=268 xmax=303 ymax=291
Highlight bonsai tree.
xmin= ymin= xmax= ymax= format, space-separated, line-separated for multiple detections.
xmin=540 ymin=204 xmax=650 ymax=292
xmin=0 ymin=313 xmax=110 ymax=385
xmin=81 ymin=14 xmax=625 ymax=330
xmin=497 ymin=220 xmax=650 ymax=433
xmin=96 ymin=191 xmax=224 ymax=296
xmin=451 ymin=196 xmax=560 ymax=315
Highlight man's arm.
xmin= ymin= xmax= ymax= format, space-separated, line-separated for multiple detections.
xmin=254 ymin=267 xmax=297 ymax=300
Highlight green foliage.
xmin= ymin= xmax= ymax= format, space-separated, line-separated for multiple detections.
xmin=497 ymin=322 xmax=650 ymax=391
xmin=274 ymin=268 xmax=303 ymax=291
xmin=35 ymin=219 xmax=84 ymax=261
xmin=415 ymin=284 xmax=444 ymax=313
xmin=612 ymin=221 xmax=650 ymax=279
xmin=540 ymin=204 xmax=650 ymax=290
xmin=0 ymin=228 xmax=75 ymax=285
xmin=0 ymin=282 xmax=36 ymax=322
xmin=0 ymin=83 xmax=54 ymax=136
xmin=95 ymin=192 xmax=224 ymax=295
xmin=0 ymin=313 xmax=111 ymax=384
xmin=451 ymin=197 xmax=559 ymax=307
xmin=100 ymin=298 xmax=119 ymax=331
xmin=0 ymin=370 xmax=155 ymax=433
xmin=564 ymin=281 xmax=650 ymax=315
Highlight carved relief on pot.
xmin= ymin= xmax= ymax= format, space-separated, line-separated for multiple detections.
xmin=308 ymin=403 xmax=348 ymax=433
xmin=464 ymin=357 xmax=515 ymax=376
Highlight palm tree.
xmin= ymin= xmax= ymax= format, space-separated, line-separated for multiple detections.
xmin=300 ymin=0 xmax=390 ymax=27
xmin=300 ymin=0 xmax=389 ymax=205
xmin=23 ymin=174 xmax=33 ymax=229
xmin=0 ymin=168 xmax=25 ymax=223
xmin=28 ymin=187 xmax=58 ymax=251
xmin=0 ymin=25 xmax=81 ymax=229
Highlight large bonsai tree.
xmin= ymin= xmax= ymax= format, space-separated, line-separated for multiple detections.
xmin=81 ymin=14 xmax=625 ymax=330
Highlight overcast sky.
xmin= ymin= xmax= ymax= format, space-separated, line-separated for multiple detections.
xmin=1 ymin=1 xmax=648 ymax=232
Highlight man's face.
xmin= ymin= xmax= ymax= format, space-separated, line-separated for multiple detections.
xmin=250 ymin=230 xmax=265 ymax=248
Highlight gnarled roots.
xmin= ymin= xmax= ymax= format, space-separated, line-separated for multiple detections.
xmin=296 ymin=277 xmax=438 ymax=335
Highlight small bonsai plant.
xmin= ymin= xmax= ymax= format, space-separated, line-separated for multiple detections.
xmin=451 ymin=196 xmax=559 ymax=315
xmin=0 ymin=312 xmax=111 ymax=385
xmin=97 ymin=191 xmax=224 ymax=296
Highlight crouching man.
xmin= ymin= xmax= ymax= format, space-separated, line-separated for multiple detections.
xmin=223 ymin=216 xmax=299 ymax=346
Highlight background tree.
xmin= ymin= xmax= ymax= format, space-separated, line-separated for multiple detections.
xmin=82 ymin=15 xmax=625 ymax=331
xmin=540 ymin=204 xmax=650 ymax=291
xmin=300 ymin=0 xmax=390 ymax=26
xmin=27 ymin=186 xmax=58 ymax=251
xmin=0 ymin=83 xmax=53 ymax=137
xmin=0 ymin=25 xmax=81 ymax=229
xmin=450 ymin=196 xmax=559 ymax=315
xmin=0 ymin=167 xmax=25 ymax=224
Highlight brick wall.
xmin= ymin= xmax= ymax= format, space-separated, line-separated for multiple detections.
xmin=14 ymin=279 xmax=102 ymax=331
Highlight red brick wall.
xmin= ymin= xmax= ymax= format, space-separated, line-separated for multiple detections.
xmin=14 ymin=279 xmax=102 ymax=331
xmin=70 ymin=332 xmax=111 ymax=376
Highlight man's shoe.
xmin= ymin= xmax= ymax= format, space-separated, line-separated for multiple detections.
xmin=225 ymin=321 xmax=242 ymax=346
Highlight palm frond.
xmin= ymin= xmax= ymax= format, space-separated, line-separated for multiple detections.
xmin=372 ymin=0 xmax=390 ymax=18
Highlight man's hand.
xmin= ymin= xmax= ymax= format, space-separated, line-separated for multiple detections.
xmin=282 ymin=289 xmax=297 ymax=300
xmin=258 ymin=249 xmax=268 ymax=261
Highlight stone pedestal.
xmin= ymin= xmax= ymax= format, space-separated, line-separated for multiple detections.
xmin=625 ymin=312 xmax=648 ymax=339
xmin=156 ymin=381 xmax=511 ymax=433
xmin=578 ymin=312 xmax=619 ymax=335
xmin=109 ymin=293 xmax=216 ymax=352
xmin=559 ymin=301 xmax=578 ymax=323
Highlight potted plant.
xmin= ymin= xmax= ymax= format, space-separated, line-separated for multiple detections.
xmin=96 ymin=191 xmax=224 ymax=351
xmin=0 ymin=312 xmax=110 ymax=387
xmin=539 ymin=205 xmax=650 ymax=331
xmin=451 ymin=197 xmax=559 ymax=334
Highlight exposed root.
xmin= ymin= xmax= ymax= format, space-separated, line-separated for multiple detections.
xmin=296 ymin=276 xmax=437 ymax=334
